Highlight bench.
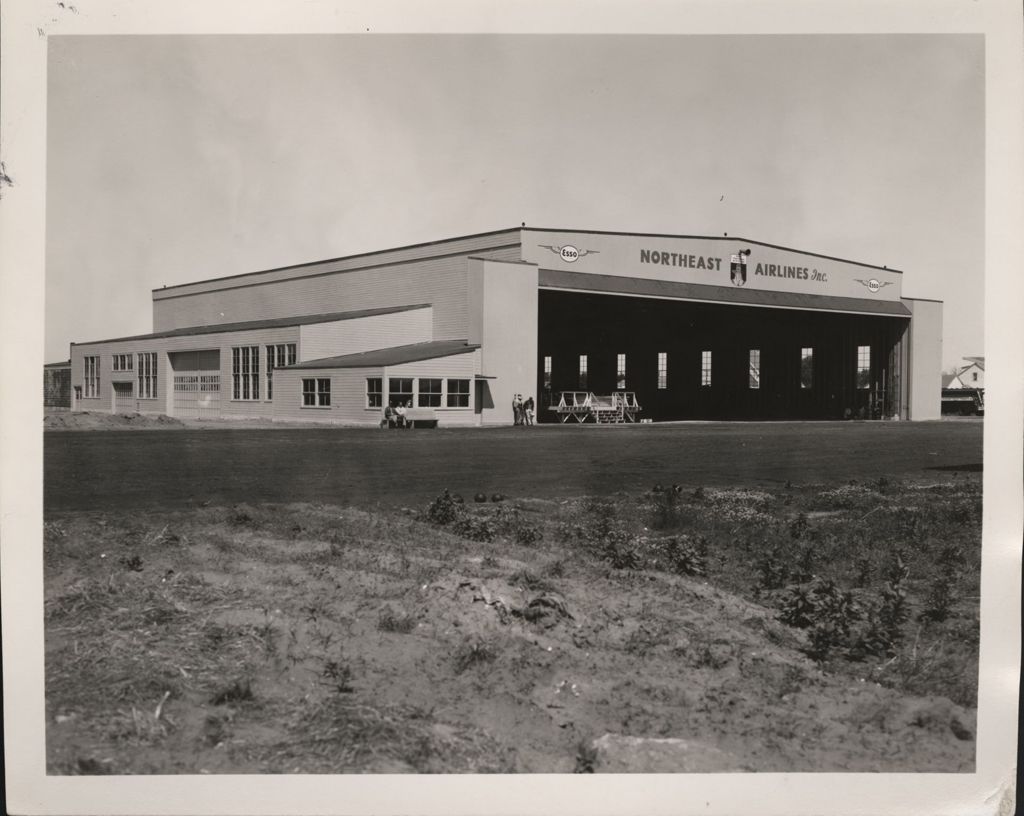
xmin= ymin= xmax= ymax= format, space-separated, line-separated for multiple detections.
xmin=404 ymin=408 xmax=438 ymax=428
xmin=381 ymin=408 xmax=438 ymax=429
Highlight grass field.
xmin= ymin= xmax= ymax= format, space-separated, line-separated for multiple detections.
xmin=44 ymin=419 xmax=982 ymax=512
xmin=44 ymin=420 xmax=982 ymax=773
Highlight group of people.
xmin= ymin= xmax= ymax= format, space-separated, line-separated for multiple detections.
xmin=513 ymin=394 xmax=535 ymax=426
xmin=381 ymin=401 xmax=409 ymax=428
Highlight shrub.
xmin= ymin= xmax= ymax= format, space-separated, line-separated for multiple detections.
xmin=451 ymin=514 xmax=497 ymax=543
xmin=320 ymin=655 xmax=355 ymax=694
xmin=599 ymin=531 xmax=643 ymax=570
xmin=377 ymin=606 xmax=418 ymax=634
xmin=756 ymin=549 xmax=789 ymax=591
xmin=452 ymin=637 xmax=496 ymax=674
xmin=426 ymin=490 xmax=461 ymax=525
xmin=778 ymin=579 xmax=861 ymax=660
xmin=659 ymin=535 xmax=707 ymax=577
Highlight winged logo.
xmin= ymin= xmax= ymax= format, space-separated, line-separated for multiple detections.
xmin=538 ymin=244 xmax=599 ymax=263
xmin=854 ymin=278 xmax=894 ymax=294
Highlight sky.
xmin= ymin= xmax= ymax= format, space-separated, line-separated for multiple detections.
xmin=45 ymin=34 xmax=984 ymax=370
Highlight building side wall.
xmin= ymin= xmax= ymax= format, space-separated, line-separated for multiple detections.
xmin=298 ymin=307 xmax=433 ymax=363
xmin=903 ymin=298 xmax=943 ymax=420
xmin=468 ymin=259 xmax=539 ymax=425
xmin=152 ymin=243 xmax=521 ymax=339
xmin=70 ymin=327 xmax=301 ymax=416
xmin=272 ymin=367 xmax=382 ymax=424
xmin=384 ymin=351 xmax=481 ymax=427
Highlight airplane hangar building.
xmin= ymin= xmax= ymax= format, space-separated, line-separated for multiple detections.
xmin=69 ymin=227 xmax=942 ymax=425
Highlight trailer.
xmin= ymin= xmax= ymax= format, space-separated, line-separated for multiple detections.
xmin=941 ymin=387 xmax=984 ymax=416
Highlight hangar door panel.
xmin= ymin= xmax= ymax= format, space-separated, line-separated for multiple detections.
xmin=170 ymin=350 xmax=221 ymax=419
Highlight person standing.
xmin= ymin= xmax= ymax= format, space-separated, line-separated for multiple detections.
xmin=513 ymin=393 xmax=523 ymax=425
xmin=524 ymin=396 xmax=535 ymax=426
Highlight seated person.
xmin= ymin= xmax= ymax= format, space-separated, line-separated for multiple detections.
xmin=395 ymin=401 xmax=408 ymax=428
xmin=381 ymin=404 xmax=396 ymax=428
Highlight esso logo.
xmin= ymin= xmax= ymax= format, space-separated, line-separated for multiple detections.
xmin=865 ymin=278 xmax=882 ymax=292
xmin=560 ymin=245 xmax=580 ymax=263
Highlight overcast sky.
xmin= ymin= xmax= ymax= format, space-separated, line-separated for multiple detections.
xmin=45 ymin=34 xmax=983 ymax=369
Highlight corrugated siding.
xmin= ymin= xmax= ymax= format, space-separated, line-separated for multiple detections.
xmin=298 ymin=307 xmax=432 ymax=362
xmin=152 ymin=240 xmax=523 ymax=338
xmin=271 ymin=367 xmax=384 ymax=425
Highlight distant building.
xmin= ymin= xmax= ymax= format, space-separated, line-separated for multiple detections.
xmin=66 ymin=227 xmax=944 ymax=423
xmin=941 ymin=371 xmax=965 ymax=389
xmin=956 ymin=356 xmax=984 ymax=389
xmin=44 ymin=360 xmax=72 ymax=408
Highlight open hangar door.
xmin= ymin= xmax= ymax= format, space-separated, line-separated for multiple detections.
xmin=537 ymin=290 xmax=908 ymax=422
xmin=169 ymin=350 xmax=221 ymax=419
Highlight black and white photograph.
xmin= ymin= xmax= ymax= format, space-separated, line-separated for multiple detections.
xmin=2 ymin=2 xmax=1021 ymax=814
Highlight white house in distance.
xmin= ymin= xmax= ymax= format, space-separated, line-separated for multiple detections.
xmin=955 ymin=356 xmax=985 ymax=389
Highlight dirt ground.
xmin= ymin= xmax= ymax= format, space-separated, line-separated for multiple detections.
xmin=45 ymin=473 xmax=980 ymax=774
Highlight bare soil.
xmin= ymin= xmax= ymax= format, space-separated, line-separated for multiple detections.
xmin=45 ymin=474 xmax=980 ymax=774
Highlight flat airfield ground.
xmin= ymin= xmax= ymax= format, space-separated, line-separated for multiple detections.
xmin=45 ymin=420 xmax=983 ymax=512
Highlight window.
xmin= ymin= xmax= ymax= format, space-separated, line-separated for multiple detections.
xmin=447 ymin=379 xmax=470 ymax=408
xmin=137 ymin=352 xmax=157 ymax=399
xmin=657 ymin=353 xmax=667 ymax=390
xmin=418 ymin=378 xmax=442 ymax=407
xmin=856 ymin=345 xmax=871 ymax=389
xmin=701 ymin=351 xmax=712 ymax=387
xmin=578 ymin=355 xmax=588 ymax=389
xmin=366 ymin=378 xmax=383 ymax=408
xmin=972 ymin=371 xmax=978 ymax=382
xmin=389 ymin=378 xmax=413 ymax=407
xmin=302 ymin=378 xmax=331 ymax=407
xmin=543 ymin=356 xmax=552 ymax=389
xmin=800 ymin=348 xmax=814 ymax=389
xmin=616 ymin=353 xmax=626 ymax=389
xmin=232 ymin=346 xmax=260 ymax=400
xmin=112 ymin=353 xmax=133 ymax=372
xmin=83 ymin=356 xmax=100 ymax=398
xmin=265 ymin=343 xmax=296 ymax=400
xmin=749 ymin=349 xmax=761 ymax=389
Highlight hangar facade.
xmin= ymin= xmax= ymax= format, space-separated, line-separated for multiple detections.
xmin=68 ymin=227 xmax=943 ymax=425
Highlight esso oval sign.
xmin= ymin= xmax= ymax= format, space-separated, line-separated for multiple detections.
xmin=560 ymin=245 xmax=580 ymax=263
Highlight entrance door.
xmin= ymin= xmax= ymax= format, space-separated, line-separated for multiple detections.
xmin=112 ymin=381 xmax=134 ymax=413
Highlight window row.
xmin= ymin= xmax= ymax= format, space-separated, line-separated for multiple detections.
xmin=83 ymin=353 xmax=157 ymax=398
xmin=543 ymin=346 xmax=872 ymax=391
xmin=366 ymin=378 xmax=471 ymax=409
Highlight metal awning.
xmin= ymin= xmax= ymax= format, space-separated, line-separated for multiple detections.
xmin=539 ymin=268 xmax=912 ymax=317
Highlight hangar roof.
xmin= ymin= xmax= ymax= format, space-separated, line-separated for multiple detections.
xmin=539 ymin=269 xmax=912 ymax=317
xmin=74 ymin=304 xmax=430 ymax=346
xmin=291 ymin=340 xmax=480 ymax=370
